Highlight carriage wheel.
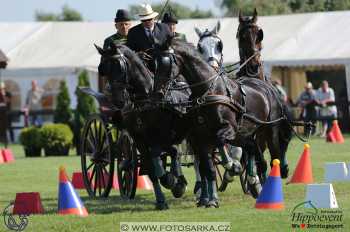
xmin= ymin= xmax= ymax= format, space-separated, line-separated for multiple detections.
xmin=239 ymin=153 xmax=250 ymax=194
xmin=81 ymin=114 xmax=114 ymax=198
xmin=117 ymin=131 xmax=138 ymax=199
xmin=212 ymin=155 xmax=226 ymax=192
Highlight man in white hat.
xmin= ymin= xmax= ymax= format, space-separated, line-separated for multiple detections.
xmin=126 ymin=3 xmax=172 ymax=72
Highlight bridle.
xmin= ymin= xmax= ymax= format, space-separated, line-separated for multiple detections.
xmin=236 ymin=22 xmax=264 ymax=78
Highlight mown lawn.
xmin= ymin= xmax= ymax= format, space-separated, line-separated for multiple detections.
xmin=0 ymin=136 xmax=349 ymax=232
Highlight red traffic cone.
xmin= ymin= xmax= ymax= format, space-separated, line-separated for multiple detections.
xmin=0 ymin=151 xmax=4 ymax=164
xmin=288 ymin=144 xmax=313 ymax=184
xmin=137 ymin=169 xmax=153 ymax=190
xmin=72 ymin=172 xmax=93 ymax=189
xmin=13 ymin=192 xmax=44 ymax=214
xmin=326 ymin=130 xmax=336 ymax=143
xmin=255 ymin=159 xmax=284 ymax=210
xmin=94 ymin=172 xmax=119 ymax=190
xmin=1 ymin=148 xmax=15 ymax=163
xmin=58 ymin=166 xmax=88 ymax=216
xmin=330 ymin=120 xmax=344 ymax=143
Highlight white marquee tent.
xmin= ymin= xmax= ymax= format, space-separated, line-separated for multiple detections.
xmin=1 ymin=10 xmax=350 ymax=109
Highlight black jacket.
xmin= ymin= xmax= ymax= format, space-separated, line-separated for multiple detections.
xmin=126 ymin=22 xmax=171 ymax=53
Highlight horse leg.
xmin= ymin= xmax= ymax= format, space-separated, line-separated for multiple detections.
xmin=193 ymin=156 xmax=202 ymax=201
xmin=206 ymin=154 xmax=219 ymax=208
xmin=197 ymin=150 xmax=209 ymax=207
xmin=198 ymin=151 xmax=219 ymax=208
xmin=267 ymin=126 xmax=288 ymax=178
xmin=150 ymin=146 xmax=175 ymax=189
xmin=167 ymin=146 xmax=187 ymax=198
xmin=148 ymin=172 xmax=168 ymax=210
xmin=245 ymin=143 xmax=263 ymax=198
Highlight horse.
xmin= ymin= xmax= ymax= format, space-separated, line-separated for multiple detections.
xmin=236 ymin=9 xmax=265 ymax=81
xmin=96 ymin=44 xmax=189 ymax=210
xmin=195 ymin=21 xmax=223 ymax=70
xmin=235 ymin=9 xmax=294 ymax=173
xmin=153 ymin=36 xmax=294 ymax=207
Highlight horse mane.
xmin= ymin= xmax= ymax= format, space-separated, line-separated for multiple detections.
xmin=116 ymin=44 xmax=153 ymax=79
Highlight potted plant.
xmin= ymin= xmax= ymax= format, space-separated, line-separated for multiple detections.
xmin=40 ymin=123 xmax=73 ymax=156
xmin=19 ymin=126 xmax=42 ymax=157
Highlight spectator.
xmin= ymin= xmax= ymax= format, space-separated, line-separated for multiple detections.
xmin=0 ymin=81 xmax=12 ymax=146
xmin=297 ymin=82 xmax=317 ymax=135
xmin=24 ymin=80 xmax=44 ymax=126
xmin=316 ymin=80 xmax=337 ymax=137
xmin=272 ymin=79 xmax=287 ymax=103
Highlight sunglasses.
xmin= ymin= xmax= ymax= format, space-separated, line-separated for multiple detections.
xmin=141 ymin=18 xmax=153 ymax=22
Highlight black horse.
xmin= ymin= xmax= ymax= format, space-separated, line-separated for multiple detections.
xmin=154 ymin=38 xmax=293 ymax=207
xmin=96 ymin=44 xmax=189 ymax=210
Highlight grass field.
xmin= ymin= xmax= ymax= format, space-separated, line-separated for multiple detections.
xmin=0 ymin=136 xmax=349 ymax=232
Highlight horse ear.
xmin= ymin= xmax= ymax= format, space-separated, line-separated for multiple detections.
xmin=252 ymin=8 xmax=258 ymax=23
xmin=94 ymin=44 xmax=105 ymax=56
xmin=194 ymin=27 xmax=202 ymax=37
xmin=212 ymin=21 xmax=221 ymax=35
xmin=239 ymin=10 xmax=244 ymax=23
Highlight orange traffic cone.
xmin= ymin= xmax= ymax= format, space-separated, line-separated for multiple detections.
xmin=58 ymin=166 xmax=88 ymax=216
xmin=137 ymin=169 xmax=153 ymax=190
xmin=255 ymin=159 xmax=284 ymax=210
xmin=330 ymin=120 xmax=344 ymax=143
xmin=287 ymin=144 xmax=313 ymax=184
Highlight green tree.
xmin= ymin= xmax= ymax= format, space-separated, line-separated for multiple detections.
xmin=73 ymin=70 xmax=96 ymax=151
xmin=220 ymin=0 xmax=350 ymax=16
xmin=35 ymin=4 xmax=83 ymax=21
xmin=129 ymin=2 xmax=213 ymax=19
xmin=54 ymin=80 xmax=72 ymax=125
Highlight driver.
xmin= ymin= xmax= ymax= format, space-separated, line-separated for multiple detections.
xmin=161 ymin=12 xmax=187 ymax=41
xmin=126 ymin=4 xmax=172 ymax=73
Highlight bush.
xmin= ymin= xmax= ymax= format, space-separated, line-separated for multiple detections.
xmin=73 ymin=70 xmax=96 ymax=152
xmin=40 ymin=123 xmax=73 ymax=156
xmin=54 ymin=80 xmax=72 ymax=124
xmin=19 ymin=126 xmax=42 ymax=157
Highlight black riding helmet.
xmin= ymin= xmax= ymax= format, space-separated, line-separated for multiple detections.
xmin=162 ymin=12 xmax=178 ymax=24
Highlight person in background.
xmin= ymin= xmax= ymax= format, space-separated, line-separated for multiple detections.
xmin=316 ymin=80 xmax=337 ymax=137
xmin=161 ymin=12 xmax=187 ymax=41
xmin=103 ymin=9 xmax=132 ymax=50
xmin=0 ymin=82 xmax=12 ymax=146
xmin=272 ymin=79 xmax=287 ymax=103
xmin=24 ymin=80 xmax=44 ymax=126
xmin=297 ymin=82 xmax=317 ymax=135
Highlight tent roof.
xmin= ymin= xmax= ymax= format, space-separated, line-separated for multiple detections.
xmin=1 ymin=11 xmax=350 ymax=70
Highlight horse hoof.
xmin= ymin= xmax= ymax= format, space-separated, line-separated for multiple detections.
xmin=228 ymin=161 xmax=243 ymax=176
xmin=223 ymin=170 xmax=234 ymax=183
xmin=155 ymin=202 xmax=169 ymax=210
xmin=206 ymin=200 xmax=219 ymax=208
xmin=193 ymin=181 xmax=201 ymax=195
xmin=171 ymin=176 xmax=187 ymax=198
xmin=160 ymin=172 xmax=175 ymax=189
xmin=196 ymin=199 xmax=208 ymax=208
xmin=281 ymin=165 xmax=289 ymax=179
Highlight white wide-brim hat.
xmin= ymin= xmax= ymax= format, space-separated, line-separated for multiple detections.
xmin=138 ymin=3 xmax=159 ymax=21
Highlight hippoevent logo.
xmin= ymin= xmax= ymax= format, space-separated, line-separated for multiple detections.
xmin=3 ymin=202 xmax=29 ymax=231
xmin=290 ymin=201 xmax=343 ymax=230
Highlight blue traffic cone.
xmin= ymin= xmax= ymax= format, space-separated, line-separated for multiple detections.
xmin=58 ymin=166 xmax=88 ymax=216
xmin=255 ymin=159 xmax=284 ymax=210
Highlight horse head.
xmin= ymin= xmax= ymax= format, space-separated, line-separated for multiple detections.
xmin=96 ymin=43 xmax=153 ymax=108
xmin=195 ymin=21 xmax=223 ymax=70
xmin=236 ymin=8 xmax=264 ymax=77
